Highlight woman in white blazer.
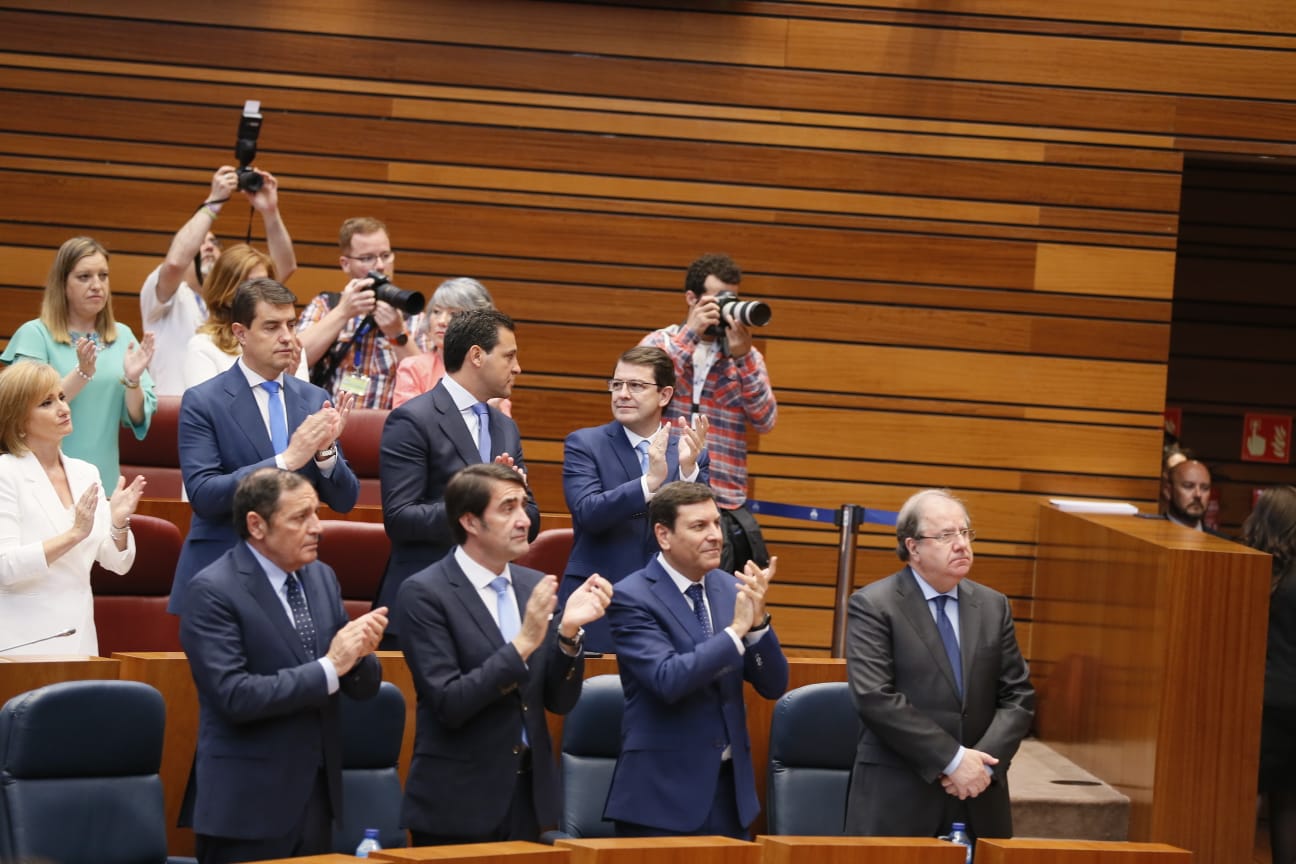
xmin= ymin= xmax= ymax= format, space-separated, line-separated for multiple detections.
xmin=0 ymin=362 xmax=146 ymax=655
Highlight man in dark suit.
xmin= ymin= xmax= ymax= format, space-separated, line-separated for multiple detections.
xmin=845 ymin=489 xmax=1035 ymax=840
xmin=561 ymin=345 xmax=710 ymax=652
xmin=395 ymin=463 xmax=613 ymax=844
xmin=378 ymin=308 xmax=539 ymax=644
xmin=180 ymin=468 xmax=387 ymax=864
xmin=604 ymin=481 xmax=788 ymax=839
xmin=171 ymin=278 xmax=358 ymax=614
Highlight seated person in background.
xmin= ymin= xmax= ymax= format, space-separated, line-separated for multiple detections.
xmin=180 ymin=467 xmax=386 ymax=864
xmin=1162 ymin=458 xmax=1228 ymax=536
xmin=392 ymin=277 xmax=510 ymax=414
xmin=561 ymin=345 xmax=709 ymax=652
xmin=1242 ymin=486 xmax=1296 ymax=864
xmin=604 ymin=482 xmax=786 ymax=839
xmin=0 ymin=362 xmax=145 ymax=656
xmin=141 ymin=165 xmax=295 ymax=396
xmin=183 ymin=246 xmax=306 ymax=389
xmin=296 ymin=217 xmax=427 ymax=409
xmin=1 ymin=236 xmax=156 ymax=488
xmin=395 ymin=463 xmax=612 ymax=845
xmin=170 ymin=278 xmax=358 ymax=615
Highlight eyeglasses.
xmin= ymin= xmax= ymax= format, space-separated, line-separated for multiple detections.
xmin=607 ymin=379 xmax=660 ymax=395
xmin=913 ymin=528 xmax=976 ymax=545
xmin=344 ymin=251 xmax=395 ymax=267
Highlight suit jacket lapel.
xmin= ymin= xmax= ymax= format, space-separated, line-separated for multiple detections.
xmin=443 ymin=552 xmax=506 ymax=645
xmin=283 ymin=376 xmax=317 ymax=432
xmin=607 ymin=422 xmax=641 ymax=482
xmin=223 ymin=365 xmax=274 ymax=460
xmin=703 ymin=570 xmax=732 ymax=637
xmin=646 ymin=559 xmax=708 ymax=643
xmin=432 ymin=383 xmax=481 ymax=466
xmin=957 ymin=580 xmax=980 ymax=692
xmin=236 ymin=543 xmax=311 ymax=665
xmin=17 ymin=451 xmax=69 ymax=532
xmin=897 ymin=567 xmax=962 ymax=701
xmin=300 ymin=561 xmax=335 ymax=658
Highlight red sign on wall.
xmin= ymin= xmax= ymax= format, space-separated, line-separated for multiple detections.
xmin=1242 ymin=413 xmax=1292 ymax=464
xmin=1164 ymin=407 xmax=1182 ymax=438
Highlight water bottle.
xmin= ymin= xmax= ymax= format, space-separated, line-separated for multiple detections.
xmin=355 ymin=827 xmax=382 ymax=858
xmin=946 ymin=821 xmax=972 ymax=864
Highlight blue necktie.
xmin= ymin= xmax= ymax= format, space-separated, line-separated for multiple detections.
xmin=284 ymin=572 xmax=317 ymax=658
xmin=685 ymin=582 xmax=713 ymax=639
xmin=636 ymin=439 xmax=650 ymax=474
xmin=260 ymin=380 xmax=288 ymax=453
xmin=933 ymin=594 xmax=963 ymax=698
xmin=472 ymin=402 xmax=492 ymax=462
xmin=490 ymin=576 xmax=527 ymax=745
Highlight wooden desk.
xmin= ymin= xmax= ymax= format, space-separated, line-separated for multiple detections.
xmin=758 ymin=835 xmax=966 ymax=864
xmin=555 ymin=836 xmax=758 ymax=864
xmin=245 ymin=855 xmax=368 ymax=864
xmin=0 ymin=655 xmax=118 ymax=708
xmin=372 ymin=840 xmax=567 ymax=861
xmin=975 ymin=838 xmax=1190 ymax=863
xmin=1033 ymin=507 xmax=1269 ymax=864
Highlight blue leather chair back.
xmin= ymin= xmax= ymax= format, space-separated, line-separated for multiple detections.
xmin=559 ymin=674 xmax=624 ymax=838
xmin=332 ymin=681 xmax=406 ymax=852
xmin=0 ymin=679 xmax=169 ymax=864
xmin=766 ymin=681 xmax=859 ymax=836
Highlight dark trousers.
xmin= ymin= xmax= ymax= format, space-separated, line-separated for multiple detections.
xmin=195 ymin=768 xmax=332 ymax=864
xmin=615 ymin=759 xmax=747 ymax=840
xmin=410 ymin=761 xmax=540 ymax=846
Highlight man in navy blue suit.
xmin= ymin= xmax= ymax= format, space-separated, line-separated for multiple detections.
xmin=604 ymin=481 xmax=788 ymax=839
xmin=180 ymin=468 xmax=386 ymax=864
xmin=560 ymin=345 xmax=709 ymax=652
xmin=171 ymin=278 xmax=359 ymax=614
xmin=395 ymin=463 xmax=613 ymax=844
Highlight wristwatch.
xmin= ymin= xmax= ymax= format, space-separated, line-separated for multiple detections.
xmin=392 ymin=331 xmax=409 ymax=346
xmin=754 ymin=613 xmax=772 ymax=631
xmin=314 ymin=445 xmax=337 ymax=462
xmin=558 ymin=627 xmax=585 ymax=650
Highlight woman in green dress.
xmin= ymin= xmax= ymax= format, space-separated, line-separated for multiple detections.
xmin=1 ymin=236 xmax=156 ymax=487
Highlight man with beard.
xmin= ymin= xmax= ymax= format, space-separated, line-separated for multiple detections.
xmin=1162 ymin=459 xmax=1228 ymax=536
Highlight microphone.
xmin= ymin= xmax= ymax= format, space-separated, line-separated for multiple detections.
xmin=0 ymin=628 xmax=77 ymax=654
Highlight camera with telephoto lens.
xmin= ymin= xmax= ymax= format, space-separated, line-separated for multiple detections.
xmin=234 ymin=100 xmax=264 ymax=193
xmin=368 ymin=271 xmax=425 ymax=315
xmin=711 ymin=290 xmax=772 ymax=334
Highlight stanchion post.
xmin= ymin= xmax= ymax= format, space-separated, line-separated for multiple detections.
xmin=831 ymin=503 xmax=862 ymax=657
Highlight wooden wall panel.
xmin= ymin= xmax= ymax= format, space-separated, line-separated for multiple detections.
xmin=0 ymin=0 xmax=1292 ymax=691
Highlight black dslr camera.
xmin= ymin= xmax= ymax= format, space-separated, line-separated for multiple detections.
xmin=368 ymin=271 xmax=425 ymax=315
xmin=234 ymin=100 xmax=264 ymax=193
xmin=712 ymin=290 xmax=772 ymax=333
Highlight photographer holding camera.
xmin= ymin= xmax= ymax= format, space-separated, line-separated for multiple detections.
xmin=640 ymin=253 xmax=777 ymax=572
xmin=296 ymin=217 xmax=427 ymax=409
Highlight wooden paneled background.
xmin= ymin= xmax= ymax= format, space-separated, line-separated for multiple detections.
xmin=1 ymin=1 xmax=1295 ymax=660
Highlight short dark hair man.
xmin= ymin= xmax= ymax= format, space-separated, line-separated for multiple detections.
xmin=395 ymin=463 xmax=612 ymax=844
xmin=171 ymin=278 xmax=359 ymax=614
xmin=377 ymin=308 xmax=539 ymax=645
xmin=560 ymin=345 xmax=710 ymax=652
xmin=640 ymin=253 xmax=776 ymax=572
xmin=604 ymin=481 xmax=788 ymax=838
xmin=296 ymin=217 xmax=426 ymax=409
xmin=180 ymin=468 xmax=387 ymax=864
xmin=844 ymin=489 xmax=1034 ymax=841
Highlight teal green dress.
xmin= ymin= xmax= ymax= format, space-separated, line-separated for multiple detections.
xmin=1 ymin=320 xmax=157 ymax=487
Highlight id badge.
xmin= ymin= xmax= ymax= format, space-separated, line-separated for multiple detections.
xmin=339 ymin=372 xmax=370 ymax=397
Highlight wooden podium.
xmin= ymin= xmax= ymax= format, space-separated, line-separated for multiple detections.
xmin=556 ymin=836 xmax=758 ymax=864
xmin=758 ymin=836 xmax=966 ymax=863
xmin=372 ymin=840 xmax=567 ymax=861
xmin=1033 ymin=507 xmax=1269 ymax=864
xmin=0 ymin=655 xmax=118 ymax=708
xmin=975 ymin=838 xmax=1190 ymax=862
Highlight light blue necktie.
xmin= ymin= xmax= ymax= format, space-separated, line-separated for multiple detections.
xmin=636 ymin=439 xmax=650 ymax=474
xmin=685 ymin=582 xmax=713 ymax=639
xmin=933 ymin=594 xmax=963 ymax=698
xmin=260 ymin=380 xmax=288 ymax=453
xmin=472 ymin=402 xmax=492 ymax=462
xmin=490 ymin=576 xmax=527 ymax=745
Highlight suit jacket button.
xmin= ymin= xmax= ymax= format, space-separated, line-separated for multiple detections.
xmin=513 ymin=745 xmax=522 ymax=754
xmin=521 ymin=703 xmax=528 ymax=712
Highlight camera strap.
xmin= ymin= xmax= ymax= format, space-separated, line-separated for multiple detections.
xmin=308 ymin=295 xmax=369 ymax=389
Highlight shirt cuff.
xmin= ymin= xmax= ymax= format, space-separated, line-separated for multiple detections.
xmin=943 ymin=746 xmax=965 ymax=778
xmin=318 ymin=657 xmax=339 ymax=695
xmin=274 ymin=454 xmax=287 ymax=470
xmin=723 ymin=626 xmax=745 ymax=655
xmin=316 ymin=452 xmax=337 ymax=476
xmin=680 ymin=464 xmax=700 ymax=483
xmin=640 ymin=474 xmax=652 ymax=502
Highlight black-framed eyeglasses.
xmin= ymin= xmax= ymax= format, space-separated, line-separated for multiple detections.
xmin=913 ymin=528 xmax=976 ymax=545
xmin=344 ymin=251 xmax=395 ymax=267
xmin=607 ymin=379 xmax=660 ymax=395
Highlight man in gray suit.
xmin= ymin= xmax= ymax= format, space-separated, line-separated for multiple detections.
xmin=845 ymin=489 xmax=1034 ymax=840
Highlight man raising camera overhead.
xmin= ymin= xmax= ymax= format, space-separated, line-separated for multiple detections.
xmin=640 ymin=253 xmax=777 ymax=573
xmin=296 ymin=217 xmax=429 ymax=409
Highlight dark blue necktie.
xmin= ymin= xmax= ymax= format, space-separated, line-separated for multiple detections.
xmin=472 ymin=402 xmax=492 ymax=462
xmin=933 ymin=594 xmax=963 ymax=698
xmin=685 ymin=582 xmax=713 ymax=639
xmin=284 ymin=572 xmax=317 ymax=658
xmin=260 ymin=380 xmax=288 ymax=453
